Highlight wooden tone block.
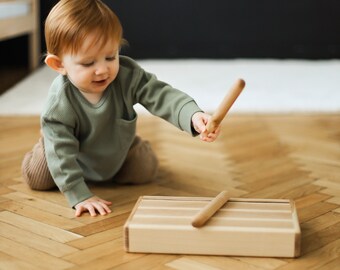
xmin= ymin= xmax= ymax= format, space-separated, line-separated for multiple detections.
xmin=124 ymin=195 xmax=301 ymax=258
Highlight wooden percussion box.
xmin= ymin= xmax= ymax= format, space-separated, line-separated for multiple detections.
xmin=124 ymin=195 xmax=301 ymax=258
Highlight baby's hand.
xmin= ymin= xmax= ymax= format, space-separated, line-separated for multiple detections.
xmin=192 ymin=112 xmax=220 ymax=142
xmin=75 ymin=196 xmax=112 ymax=217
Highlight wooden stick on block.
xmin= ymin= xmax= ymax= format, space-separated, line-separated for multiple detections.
xmin=191 ymin=191 xmax=229 ymax=227
xmin=206 ymin=78 xmax=246 ymax=133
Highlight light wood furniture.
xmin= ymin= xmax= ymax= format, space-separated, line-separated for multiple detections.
xmin=0 ymin=0 xmax=40 ymax=70
xmin=124 ymin=195 xmax=301 ymax=257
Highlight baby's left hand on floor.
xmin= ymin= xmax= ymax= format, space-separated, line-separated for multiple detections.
xmin=74 ymin=196 xmax=112 ymax=217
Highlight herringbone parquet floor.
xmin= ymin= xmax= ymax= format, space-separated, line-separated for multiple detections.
xmin=0 ymin=114 xmax=339 ymax=269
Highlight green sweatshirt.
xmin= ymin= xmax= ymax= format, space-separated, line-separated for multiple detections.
xmin=41 ymin=56 xmax=202 ymax=207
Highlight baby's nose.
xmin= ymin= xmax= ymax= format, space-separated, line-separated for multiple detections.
xmin=95 ymin=63 xmax=108 ymax=75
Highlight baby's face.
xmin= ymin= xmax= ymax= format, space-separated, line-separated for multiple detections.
xmin=61 ymin=33 xmax=120 ymax=97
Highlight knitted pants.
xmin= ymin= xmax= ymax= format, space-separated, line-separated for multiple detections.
xmin=21 ymin=136 xmax=159 ymax=190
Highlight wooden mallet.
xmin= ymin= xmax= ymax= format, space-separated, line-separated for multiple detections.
xmin=191 ymin=190 xmax=229 ymax=227
xmin=191 ymin=80 xmax=245 ymax=227
xmin=205 ymin=78 xmax=246 ymax=134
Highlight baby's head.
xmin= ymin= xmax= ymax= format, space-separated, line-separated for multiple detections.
xmin=45 ymin=0 xmax=124 ymax=58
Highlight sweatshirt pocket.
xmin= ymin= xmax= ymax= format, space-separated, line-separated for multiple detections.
xmin=116 ymin=114 xmax=137 ymax=152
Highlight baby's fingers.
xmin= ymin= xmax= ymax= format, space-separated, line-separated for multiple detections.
xmin=86 ymin=204 xmax=97 ymax=217
xmin=97 ymin=198 xmax=113 ymax=206
xmin=74 ymin=197 xmax=113 ymax=217
xmin=75 ymin=204 xmax=96 ymax=217
xmin=200 ymin=127 xmax=221 ymax=142
xmin=75 ymin=206 xmax=84 ymax=217
xmin=93 ymin=202 xmax=112 ymax=216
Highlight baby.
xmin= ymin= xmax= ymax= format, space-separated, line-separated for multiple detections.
xmin=22 ymin=0 xmax=220 ymax=217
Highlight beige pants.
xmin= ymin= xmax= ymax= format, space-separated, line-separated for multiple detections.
xmin=21 ymin=136 xmax=158 ymax=190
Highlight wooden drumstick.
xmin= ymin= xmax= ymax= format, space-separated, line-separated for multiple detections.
xmin=191 ymin=191 xmax=229 ymax=227
xmin=205 ymin=78 xmax=245 ymax=133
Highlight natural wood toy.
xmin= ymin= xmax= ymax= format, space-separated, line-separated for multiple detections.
xmin=191 ymin=190 xmax=229 ymax=227
xmin=205 ymin=78 xmax=245 ymax=133
xmin=124 ymin=193 xmax=301 ymax=258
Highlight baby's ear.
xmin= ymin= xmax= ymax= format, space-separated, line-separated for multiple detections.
xmin=45 ymin=55 xmax=66 ymax=75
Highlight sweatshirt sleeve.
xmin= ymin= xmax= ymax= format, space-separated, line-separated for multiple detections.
xmin=42 ymin=117 xmax=94 ymax=208
xmin=119 ymin=57 xmax=203 ymax=136
xmin=41 ymin=79 xmax=93 ymax=208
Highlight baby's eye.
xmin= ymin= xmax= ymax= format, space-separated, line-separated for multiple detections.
xmin=81 ymin=62 xmax=94 ymax=67
xmin=106 ymin=56 xmax=116 ymax=61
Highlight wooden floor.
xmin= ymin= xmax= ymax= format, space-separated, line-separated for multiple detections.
xmin=0 ymin=114 xmax=339 ymax=269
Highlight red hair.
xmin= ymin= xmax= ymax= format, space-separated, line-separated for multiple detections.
xmin=45 ymin=0 xmax=124 ymax=57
